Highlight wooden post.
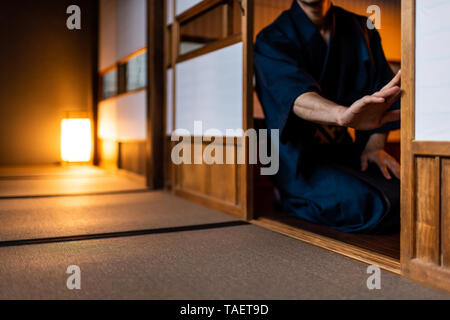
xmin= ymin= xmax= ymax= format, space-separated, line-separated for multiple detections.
xmin=147 ymin=0 xmax=165 ymax=189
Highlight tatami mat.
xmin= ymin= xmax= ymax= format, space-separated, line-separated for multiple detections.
xmin=0 ymin=176 xmax=146 ymax=198
xmin=0 ymin=165 xmax=448 ymax=300
xmin=0 ymin=165 xmax=107 ymax=179
xmin=0 ymin=165 xmax=146 ymax=198
xmin=0 ymin=191 xmax=237 ymax=242
xmin=0 ymin=224 xmax=448 ymax=300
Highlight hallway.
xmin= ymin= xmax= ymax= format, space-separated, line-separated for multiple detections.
xmin=0 ymin=165 xmax=448 ymax=299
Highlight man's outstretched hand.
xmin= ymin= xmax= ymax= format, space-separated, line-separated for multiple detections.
xmin=337 ymin=71 xmax=402 ymax=131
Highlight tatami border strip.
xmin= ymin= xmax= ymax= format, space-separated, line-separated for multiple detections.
xmin=0 ymin=189 xmax=152 ymax=200
xmin=0 ymin=221 xmax=249 ymax=248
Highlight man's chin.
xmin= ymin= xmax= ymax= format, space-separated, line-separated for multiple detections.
xmin=298 ymin=0 xmax=325 ymax=6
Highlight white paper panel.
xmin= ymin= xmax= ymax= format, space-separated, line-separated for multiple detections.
xmin=167 ymin=0 xmax=174 ymax=25
xmin=99 ymin=0 xmax=147 ymax=70
xmin=176 ymin=0 xmax=203 ymax=15
xmin=116 ymin=91 xmax=147 ymax=141
xmin=175 ymin=43 xmax=243 ymax=136
xmin=180 ymin=42 xmax=205 ymax=55
xmin=98 ymin=91 xmax=147 ymax=141
xmin=166 ymin=68 xmax=173 ymax=134
xmin=415 ymin=0 xmax=450 ymax=141
xmin=99 ymin=0 xmax=117 ymax=71
xmin=98 ymin=99 xmax=118 ymax=140
xmin=116 ymin=0 xmax=147 ymax=60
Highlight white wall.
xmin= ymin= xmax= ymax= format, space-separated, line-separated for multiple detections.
xmin=415 ymin=0 xmax=450 ymax=141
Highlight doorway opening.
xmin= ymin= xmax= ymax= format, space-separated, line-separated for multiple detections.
xmin=250 ymin=0 xmax=402 ymax=272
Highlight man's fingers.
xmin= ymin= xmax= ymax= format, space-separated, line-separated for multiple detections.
xmin=378 ymin=163 xmax=392 ymax=180
xmin=381 ymin=110 xmax=401 ymax=125
xmin=361 ymin=155 xmax=369 ymax=172
xmin=363 ymin=95 xmax=385 ymax=105
xmin=386 ymin=156 xmax=401 ymax=180
xmin=375 ymin=85 xmax=401 ymax=100
xmin=364 ymin=150 xmax=396 ymax=180
xmin=381 ymin=70 xmax=401 ymax=92
xmin=385 ymin=88 xmax=402 ymax=106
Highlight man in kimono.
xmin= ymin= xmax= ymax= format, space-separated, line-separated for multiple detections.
xmin=254 ymin=0 xmax=401 ymax=233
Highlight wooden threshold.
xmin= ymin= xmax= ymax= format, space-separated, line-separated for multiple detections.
xmin=252 ymin=216 xmax=401 ymax=274
xmin=174 ymin=187 xmax=244 ymax=218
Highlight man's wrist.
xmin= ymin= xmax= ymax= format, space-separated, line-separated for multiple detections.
xmin=334 ymin=105 xmax=348 ymax=127
xmin=365 ymin=132 xmax=388 ymax=151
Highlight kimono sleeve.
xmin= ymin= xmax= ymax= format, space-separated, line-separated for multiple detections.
xmin=254 ymin=29 xmax=321 ymax=133
xmin=368 ymin=29 xmax=400 ymax=134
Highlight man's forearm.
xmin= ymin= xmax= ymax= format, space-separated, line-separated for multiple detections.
xmin=293 ymin=92 xmax=347 ymax=126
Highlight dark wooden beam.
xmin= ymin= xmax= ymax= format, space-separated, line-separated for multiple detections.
xmin=92 ymin=0 xmax=100 ymax=166
xmin=146 ymin=0 xmax=165 ymax=189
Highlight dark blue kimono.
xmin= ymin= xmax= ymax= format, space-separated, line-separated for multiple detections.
xmin=254 ymin=2 xmax=400 ymax=233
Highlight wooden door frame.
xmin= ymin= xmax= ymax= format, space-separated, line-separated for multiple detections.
xmin=400 ymin=0 xmax=416 ymax=279
xmin=146 ymin=0 xmax=165 ymax=189
xmin=400 ymin=0 xmax=416 ymax=273
xmin=248 ymin=0 xmax=402 ymax=273
xmin=164 ymin=0 xmax=254 ymax=220
xmin=401 ymin=0 xmax=450 ymax=292
xmin=242 ymin=0 xmax=254 ymax=220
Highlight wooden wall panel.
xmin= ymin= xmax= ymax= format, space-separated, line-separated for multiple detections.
xmin=180 ymin=168 xmax=208 ymax=195
xmin=119 ymin=141 xmax=147 ymax=176
xmin=442 ymin=158 xmax=450 ymax=267
xmin=209 ymin=155 xmax=237 ymax=204
xmin=179 ymin=1 xmax=241 ymax=41
xmin=98 ymin=138 xmax=147 ymax=177
xmin=415 ymin=157 xmax=440 ymax=264
xmin=175 ymin=140 xmax=239 ymax=208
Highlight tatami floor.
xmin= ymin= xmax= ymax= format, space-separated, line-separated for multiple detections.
xmin=0 ymin=165 xmax=448 ymax=299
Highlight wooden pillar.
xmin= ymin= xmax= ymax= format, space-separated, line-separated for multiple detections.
xmin=147 ymin=0 xmax=165 ymax=189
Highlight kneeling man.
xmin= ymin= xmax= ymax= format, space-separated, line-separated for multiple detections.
xmin=254 ymin=0 xmax=401 ymax=233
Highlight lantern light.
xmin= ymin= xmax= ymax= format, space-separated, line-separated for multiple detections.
xmin=61 ymin=118 xmax=92 ymax=162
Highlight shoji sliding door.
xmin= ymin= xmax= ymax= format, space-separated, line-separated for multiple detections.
xmin=402 ymin=0 xmax=450 ymax=291
xmin=97 ymin=0 xmax=148 ymax=178
xmin=166 ymin=0 xmax=253 ymax=219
